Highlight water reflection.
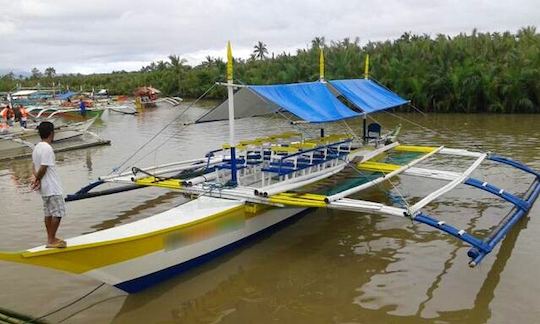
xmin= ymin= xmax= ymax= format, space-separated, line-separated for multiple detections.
xmin=0 ymin=110 xmax=539 ymax=323
xmin=86 ymin=151 xmax=93 ymax=172
xmin=112 ymin=208 xmax=398 ymax=323
xmin=2 ymin=159 xmax=33 ymax=188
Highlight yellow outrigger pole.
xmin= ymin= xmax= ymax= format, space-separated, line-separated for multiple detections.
xmin=226 ymin=41 xmax=238 ymax=185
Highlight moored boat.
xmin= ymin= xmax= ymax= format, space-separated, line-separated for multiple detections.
xmin=0 ymin=117 xmax=110 ymax=160
xmin=0 ymin=43 xmax=538 ymax=294
xmin=134 ymin=86 xmax=160 ymax=109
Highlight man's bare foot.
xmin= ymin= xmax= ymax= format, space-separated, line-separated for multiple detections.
xmin=46 ymin=238 xmax=67 ymax=248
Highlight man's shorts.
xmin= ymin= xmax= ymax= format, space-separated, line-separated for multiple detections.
xmin=42 ymin=195 xmax=66 ymax=218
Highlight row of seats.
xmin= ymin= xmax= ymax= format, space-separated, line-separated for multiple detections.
xmin=216 ymin=133 xmax=353 ymax=178
xmin=261 ymin=138 xmax=352 ymax=177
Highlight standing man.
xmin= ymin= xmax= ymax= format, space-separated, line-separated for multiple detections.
xmin=1 ymin=105 xmax=15 ymax=126
xmin=31 ymin=121 xmax=67 ymax=248
xmin=16 ymin=104 xmax=29 ymax=128
xmin=79 ymin=99 xmax=86 ymax=116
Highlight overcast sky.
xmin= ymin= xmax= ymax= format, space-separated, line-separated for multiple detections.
xmin=0 ymin=0 xmax=538 ymax=74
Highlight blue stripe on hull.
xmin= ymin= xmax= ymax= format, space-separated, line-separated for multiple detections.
xmin=115 ymin=208 xmax=312 ymax=293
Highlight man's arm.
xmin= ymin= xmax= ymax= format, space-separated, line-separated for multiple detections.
xmin=31 ymin=164 xmax=47 ymax=190
xmin=34 ymin=164 xmax=48 ymax=181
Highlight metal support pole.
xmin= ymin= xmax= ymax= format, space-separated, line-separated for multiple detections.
xmin=227 ymin=79 xmax=237 ymax=186
xmin=226 ymin=42 xmax=237 ymax=186
xmin=230 ymin=146 xmax=238 ymax=185
xmin=362 ymin=114 xmax=367 ymax=143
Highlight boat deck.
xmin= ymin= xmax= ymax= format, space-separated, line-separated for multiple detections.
xmin=26 ymin=196 xmax=243 ymax=254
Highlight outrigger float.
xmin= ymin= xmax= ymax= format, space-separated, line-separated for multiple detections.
xmin=0 ymin=117 xmax=110 ymax=161
xmin=0 ymin=44 xmax=538 ymax=293
xmin=29 ymin=104 xmax=137 ymax=119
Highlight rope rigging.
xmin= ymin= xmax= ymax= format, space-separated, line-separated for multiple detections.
xmin=25 ymin=283 xmax=106 ymax=323
xmin=113 ymin=82 xmax=220 ymax=174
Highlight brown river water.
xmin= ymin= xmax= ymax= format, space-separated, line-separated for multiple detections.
xmin=0 ymin=102 xmax=539 ymax=323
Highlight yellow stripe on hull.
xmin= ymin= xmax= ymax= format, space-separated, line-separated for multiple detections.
xmin=0 ymin=204 xmax=246 ymax=274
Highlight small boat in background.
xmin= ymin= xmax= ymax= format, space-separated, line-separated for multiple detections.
xmin=134 ymin=86 xmax=160 ymax=109
xmin=29 ymin=103 xmax=137 ymax=121
xmin=0 ymin=117 xmax=110 ymax=160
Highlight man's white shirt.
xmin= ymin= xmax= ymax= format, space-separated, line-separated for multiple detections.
xmin=32 ymin=142 xmax=63 ymax=197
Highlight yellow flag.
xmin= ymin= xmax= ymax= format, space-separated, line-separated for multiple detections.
xmin=364 ymin=54 xmax=370 ymax=79
xmin=227 ymin=41 xmax=233 ymax=81
xmin=319 ymin=48 xmax=325 ymax=80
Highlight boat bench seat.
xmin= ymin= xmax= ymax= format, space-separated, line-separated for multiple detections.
xmin=222 ymin=158 xmax=246 ymax=163
xmin=261 ymin=166 xmax=298 ymax=176
xmin=217 ymin=158 xmax=248 ymax=170
xmin=269 ymin=161 xmax=312 ymax=168
xmin=246 ymin=160 xmax=264 ymax=165
xmin=310 ymin=151 xmax=347 ymax=160
xmin=263 ymin=155 xmax=333 ymax=176
xmin=216 ymin=163 xmax=248 ymax=171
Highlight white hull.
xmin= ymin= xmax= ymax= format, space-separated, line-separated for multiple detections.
xmin=89 ymin=204 xmax=304 ymax=292
xmin=5 ymin=196 xmax=305 ymax=293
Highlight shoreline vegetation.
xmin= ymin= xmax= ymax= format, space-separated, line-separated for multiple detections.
xmin=1 ymin=27 xmax=538 ymax=113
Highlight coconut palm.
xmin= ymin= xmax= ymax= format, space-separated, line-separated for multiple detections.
xmin=253 ymin=41 xmax=269 ymax=60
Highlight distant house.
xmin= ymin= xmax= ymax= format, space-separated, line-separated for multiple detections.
xmin=133 ymin=86 xmax=161 ymax=109
xmin=133 ymin=86 xmax=160 ymax=100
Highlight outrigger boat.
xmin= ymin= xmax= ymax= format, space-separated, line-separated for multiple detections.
xmin=32 ymin=105 xmax=136 ymax=120
xmin=133 ymin=85 xmax=183 ymax=109
xmin=0 ymin=117 xmax=110 ymax=160
xmin=0 ymin=44 xmax=538 ymax=293
xmin=35 ymin=107 xmax=105 ymax=119
xmin=134 ymin=86 xmax=161 ymax=109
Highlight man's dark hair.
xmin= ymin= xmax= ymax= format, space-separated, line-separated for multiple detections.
xmin=38 ymin=121 xmax=54 ymax=139
xmin=14 ymin=106 xmax=21 ymax=120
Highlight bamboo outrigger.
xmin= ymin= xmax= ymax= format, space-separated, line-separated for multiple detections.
xmin=0 ymin=43 xmax=538 ymax=293
xmin=0 ymin=117 xmax=111 ymax=161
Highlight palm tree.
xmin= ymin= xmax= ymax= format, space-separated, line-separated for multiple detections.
xmin=253 ymin=41 xmax=269 ymax=60
xmin=201 ymin=56 xmax=214 ymax=67
xmin=311 ymin=37 xmax=326 ymax=49
xmin=44 ymin=67 xmax=56 ymax=78
xmin=168 ymin=55 xmax=186 ymax=70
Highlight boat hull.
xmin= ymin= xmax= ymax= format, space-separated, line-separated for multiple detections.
xmin=60 ymin=109 xmax=104 ymax=120
xmin=111 ymin=206 xmax=308 ymax=293
xmin=0 ymin=197 xmax=306 ymax=293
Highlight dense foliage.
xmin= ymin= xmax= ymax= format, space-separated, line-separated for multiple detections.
xmin=1 ymin=27 xmax=538 ymax=113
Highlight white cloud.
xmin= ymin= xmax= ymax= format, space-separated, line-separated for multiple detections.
xmin=0 ymin=0 xmax=537 ymax=74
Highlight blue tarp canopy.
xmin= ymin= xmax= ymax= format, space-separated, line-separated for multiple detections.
xmin=195 ymin=79 xmax=408 ymax=124
xmin=249 ymin=82 xmax=360 ymax=123
xmin=57 ymin=91 xmax=76 ymax=100
xmin=329 ymin=79 xmax=408 ymax=113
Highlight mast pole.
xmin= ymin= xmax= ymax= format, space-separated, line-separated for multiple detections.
xmin=319 ymin=47 xmax=325 ymax=82
xmin=319 ymin=47 xmax=325 ymax=137
xmin=363 ymin=54 xmax=370 ymax=141
xmin=364 ymin=54 xmax=370 ymax=79
xmin=226 ymin=41 xmax=238 ymax=186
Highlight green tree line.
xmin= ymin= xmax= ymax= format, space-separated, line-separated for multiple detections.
xmin=1 ymin=27 xmax=538 ymax=113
